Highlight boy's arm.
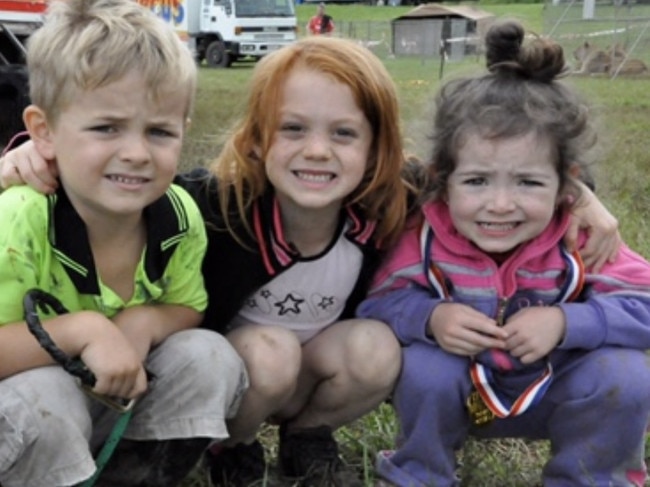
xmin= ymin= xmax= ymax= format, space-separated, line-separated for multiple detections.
xmin=0 ymin=311 xmax=148 ymax=399
xmin=112 ymin=304 xmax=203 ymax=361
xmin=110 ymin=185 xmax=209 ymax=361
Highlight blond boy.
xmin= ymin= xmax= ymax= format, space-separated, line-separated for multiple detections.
xmin=0 ymin=0 xmax=246 ymax=485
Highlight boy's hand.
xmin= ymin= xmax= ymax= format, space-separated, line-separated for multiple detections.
xmin=429 ymin=302 xmax=508 ymax=356
xmin=0 ymin=140 xmax=59 ymax=193
xmin=80 ymin=315 xmax=148 ymax=399
xmin=502 ymin=307 xmax=565 ymax=364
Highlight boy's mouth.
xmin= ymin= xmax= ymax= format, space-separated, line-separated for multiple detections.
xmin=107 ymin=174 xmax=151 ymax=184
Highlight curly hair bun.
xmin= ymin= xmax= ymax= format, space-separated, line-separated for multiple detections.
xmin=485 ymin=20 xmax=567 ymax=82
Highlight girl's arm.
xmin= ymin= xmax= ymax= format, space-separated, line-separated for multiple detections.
xmin=0 ymin=139 xmax=58 ymax=193
xmin=565 ymin=180 xmax=621 ymax=272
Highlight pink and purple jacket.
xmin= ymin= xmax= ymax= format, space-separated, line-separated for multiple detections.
xmin=358 ymin=200 xmax=650 ymax=374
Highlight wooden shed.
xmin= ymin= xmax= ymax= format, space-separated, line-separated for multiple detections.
xmin=391 ymin=3 xmax=495 ymax=59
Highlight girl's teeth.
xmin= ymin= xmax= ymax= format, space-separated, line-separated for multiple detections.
xmin=296 ymin=172 xmax=332 ymax=183
xmin=480 ymin=222 xmax=516 ymax=231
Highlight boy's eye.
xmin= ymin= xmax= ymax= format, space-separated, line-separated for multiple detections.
xmin=463 ymin=177 xmax=486 ymax=186
xmin=90 ymin=125 xmax=116 ymax=134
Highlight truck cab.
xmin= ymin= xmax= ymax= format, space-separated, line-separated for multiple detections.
xmin=142 ymin=0 xmax=297 ymax=68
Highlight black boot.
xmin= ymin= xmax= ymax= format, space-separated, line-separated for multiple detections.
xmin=95 ymin=438 xmax=210 ymax=487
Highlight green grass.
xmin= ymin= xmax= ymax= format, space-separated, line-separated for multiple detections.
xmin=180 ymin=4 xmax=650 ymax=486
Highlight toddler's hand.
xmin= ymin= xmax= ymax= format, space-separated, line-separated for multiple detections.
xmin=502 ymin=307 xmax=565 ymax=364
xmin=429 ymin=302 xmax=508 ymax=356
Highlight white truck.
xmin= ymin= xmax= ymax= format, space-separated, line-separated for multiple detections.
xmin=0 ymin=0 xmax=45 ymax=65
xmin=139 ymin=0 xmax=298 ymax=68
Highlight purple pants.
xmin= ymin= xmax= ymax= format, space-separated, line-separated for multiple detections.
xmin=379 ymin=343 xmax=650 ymax=487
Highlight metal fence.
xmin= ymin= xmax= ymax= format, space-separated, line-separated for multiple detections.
xmin=332 ymin=6 xmax=649 ymax=79
xmin=544 ymin=0 xmax=650 ymax=77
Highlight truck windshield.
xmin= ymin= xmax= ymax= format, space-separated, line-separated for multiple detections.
xmin=234 ymin=0 xmax=294 ymax=17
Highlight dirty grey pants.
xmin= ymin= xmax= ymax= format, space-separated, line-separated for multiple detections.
xmin=0 ymin=329 xmax=248 ymax=487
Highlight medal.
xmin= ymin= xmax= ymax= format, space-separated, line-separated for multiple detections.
xmin=466 ymin=388 xmax=495 ymax=426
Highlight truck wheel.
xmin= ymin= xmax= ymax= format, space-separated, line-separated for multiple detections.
xmin=205 ymin=41 xmax=232 ymax=68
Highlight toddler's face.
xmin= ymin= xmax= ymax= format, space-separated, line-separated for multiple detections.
xmin=446 ymin=131 xmax=560 ymax=256
xmin=43 ymin=70 xmax=186 ymax=222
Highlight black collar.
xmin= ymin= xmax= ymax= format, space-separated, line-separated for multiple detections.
xmin=48 ymin=186 xmax=189 ymax=295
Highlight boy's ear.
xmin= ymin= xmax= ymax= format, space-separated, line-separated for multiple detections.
xmin=22 ymin=105 xmax=56 ymax=160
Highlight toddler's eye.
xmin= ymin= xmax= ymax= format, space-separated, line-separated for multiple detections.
xmin=149 ymin=127 xmax=176 ymax=138
xmin=334 ymin=127 xmax=356 ymax=138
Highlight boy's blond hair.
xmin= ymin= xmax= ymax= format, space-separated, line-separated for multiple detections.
xmin=27 ymin=0 xmax=197 ymax=124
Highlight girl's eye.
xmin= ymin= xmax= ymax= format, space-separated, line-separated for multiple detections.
xmin=280 ymin=122 xmax=303 ymax=133
xmin=520 ymin=179 xmax=543 ymax=187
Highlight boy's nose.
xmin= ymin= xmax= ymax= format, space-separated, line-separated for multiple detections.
xmin=120 ymin=135 xmax=150 ymax=164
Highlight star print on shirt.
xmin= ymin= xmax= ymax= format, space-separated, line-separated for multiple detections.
xmin=275 ymin=293 xmax=305 ymax=316
xmin=317 ymin=296 xmax=335 ymax=310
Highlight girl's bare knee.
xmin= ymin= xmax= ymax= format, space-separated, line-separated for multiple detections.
xmin=233 ymin=326 xmax=302 ymax=398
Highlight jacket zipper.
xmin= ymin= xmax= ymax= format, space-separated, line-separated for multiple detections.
xmin=496 ymin=297 xmax=509 ymax=327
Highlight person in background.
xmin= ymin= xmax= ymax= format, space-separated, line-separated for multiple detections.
xmin=358 ymin=20 xmax=650 ymax=487
xmin=0 ymin=0 xmax=246 ymax=485
xmin=307 ymin=2 xmax=334 ymax=36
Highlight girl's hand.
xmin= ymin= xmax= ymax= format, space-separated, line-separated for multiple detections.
xmin=564 ymin=181 xmax=621 ymax=272
xmin=428 ymin=302 xmax=508 ymax=356
xmin=502 ymin=307 xmax=565 ymax=364
xmin=0 ymin=140 xmax=58 ymax=193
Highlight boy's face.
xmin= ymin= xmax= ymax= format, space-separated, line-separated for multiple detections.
xmin=446 ymin=131 xmax=560 ymax=256
xmin=264 ymin=67 xmax=371 ymax=221
xmin=37 ymin=70 xmax=186 ymax=222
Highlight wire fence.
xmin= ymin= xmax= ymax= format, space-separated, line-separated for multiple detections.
xmin=331 ymin=4 xmax=650 ymax=79
xmin=544 ymin=0 xmax=650 ymax=77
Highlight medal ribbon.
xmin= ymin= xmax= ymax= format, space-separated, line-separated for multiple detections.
xmin=421 ymin=222 xmax=584 ymax=418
